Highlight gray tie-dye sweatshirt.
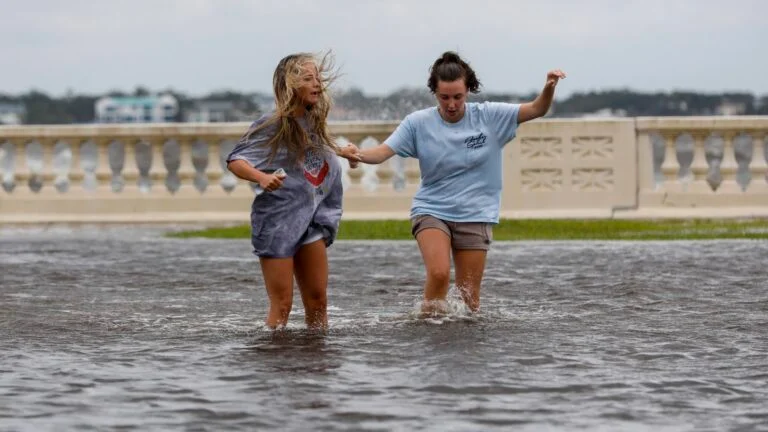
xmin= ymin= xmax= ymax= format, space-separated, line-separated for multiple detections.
xmin=226 ymin=114 xmax=343 ymax=258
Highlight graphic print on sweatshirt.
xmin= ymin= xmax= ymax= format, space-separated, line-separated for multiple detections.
xmin=303 ymin=148 xmax=330 ymax=189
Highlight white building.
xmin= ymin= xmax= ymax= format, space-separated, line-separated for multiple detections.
xmin=185 ymin=101 xmax=235 ymax=123
xmin=184 ymin=100 xmax=260 ymax=123
xmin=716 ymin=101 xmax=748 ymax=116
xmin=0 ymin=102 xmax=25 ymax=125
xmin=95 ymin=94 xmax=178 ymax=123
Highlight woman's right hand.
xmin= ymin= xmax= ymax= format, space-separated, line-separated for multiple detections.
xmin=258 ymin=170 xmax=286 ymax=192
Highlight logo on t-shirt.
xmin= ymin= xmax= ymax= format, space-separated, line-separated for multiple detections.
xmin=465 ymin=132 xmax=487 ymax=149
xmin=303 ymin=149 xmax=329 ymax=187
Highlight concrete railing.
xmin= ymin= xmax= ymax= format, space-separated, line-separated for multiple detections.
xmin=635 ymin=117 xmax=768 ymax=217
xmin=1 ymin=117 xmax=767 ymax=224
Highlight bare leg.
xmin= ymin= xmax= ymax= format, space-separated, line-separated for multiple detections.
xmin=293 ymin=239 xmax=329 ymax=331
xmin=453 ymin=249 xmax=487 ymax=312
xmin=416 ymin=228 xmax=452 ymax=315
xmin=259 ymin=256 xmax=294 ymax=329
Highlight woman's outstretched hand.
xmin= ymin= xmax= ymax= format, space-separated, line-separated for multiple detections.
xmin=338 ymin=145 xmax=362 ymax=168
xmin=546 ymin=69 xmax=567 ymax=89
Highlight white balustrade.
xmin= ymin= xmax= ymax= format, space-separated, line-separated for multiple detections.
xmin=1 ymin=117 xmax=767 ymax=223
xmin=636 ymin=117 xmax=768 ymax=213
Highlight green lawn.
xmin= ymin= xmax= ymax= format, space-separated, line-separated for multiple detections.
xmin=167 ymin=218 xmax=768 ymax=241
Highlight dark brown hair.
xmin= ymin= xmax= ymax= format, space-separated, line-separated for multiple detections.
xmin=427 ymin=51 xmax=482 ymax=94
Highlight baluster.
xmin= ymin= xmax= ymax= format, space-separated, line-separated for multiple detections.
xmin=5 ymin=140 xmax=23 ymax=193
xmin=689 ymin=132 xmax=712 ymax=193
xmin=122 ymin=138 xmax=140 ymax=192
xmin=659 ymin=132 xmax=682 ymax=192
xmin=147 ymin=138 xmax=166 ymax=193
xmin=178 ymin=138 xmax=196 ymax=193
xmin=95 ymin=138 xmax=113 ymax=193
xmin=203 ymin=138 xmax=222 ymax=193
xmin=749 ymin=131 xmax=768 ymax=193
xmin=718 ymin=131 xmax=741 ymax=193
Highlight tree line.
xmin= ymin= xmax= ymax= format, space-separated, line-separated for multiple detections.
xmin=1 ymin=87 xmax=766 ymax=125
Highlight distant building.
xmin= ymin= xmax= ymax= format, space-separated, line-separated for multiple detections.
xmin=185 ymin=100 xmax=258 ymax=123
xmin=0 ymin=102 xmax=25 ymax=125
xmin=95 ymin=94 xmax=178 ymax=123
xmin=716 ymin=101 xmax=748 ymax=116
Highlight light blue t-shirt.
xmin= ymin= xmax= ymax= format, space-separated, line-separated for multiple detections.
xmin=385 ymin=102 xmax=520 ymax=223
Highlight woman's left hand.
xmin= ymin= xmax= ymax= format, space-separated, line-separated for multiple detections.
xmin=546 ymin=69 xmax=567 ymax=88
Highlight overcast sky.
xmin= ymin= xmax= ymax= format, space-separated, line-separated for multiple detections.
xmin=2 ymin=0 xmax=766 ymax=98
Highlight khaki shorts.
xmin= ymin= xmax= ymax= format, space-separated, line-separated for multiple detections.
xmin=410 ymin=214 xmax=493 ymax=251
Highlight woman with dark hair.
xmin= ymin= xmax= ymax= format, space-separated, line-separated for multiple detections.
xmin=226 ymin=52 xmax=360 ymax=330
xmin=355 ymin=51 xmax=566 ymax=314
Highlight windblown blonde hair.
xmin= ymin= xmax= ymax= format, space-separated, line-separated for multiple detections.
xmin=245 ymin=51 xmax=340 ymax=163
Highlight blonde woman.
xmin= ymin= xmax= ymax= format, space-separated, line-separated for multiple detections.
xmin=226 ymin=52 xmax=360 ymax=331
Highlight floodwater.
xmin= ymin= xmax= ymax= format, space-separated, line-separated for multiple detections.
xmin=1 ymin=227 xmax=766 ymax=431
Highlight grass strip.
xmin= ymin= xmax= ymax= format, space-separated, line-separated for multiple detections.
xmin=167 ymin=218 xmax=768 ymax=241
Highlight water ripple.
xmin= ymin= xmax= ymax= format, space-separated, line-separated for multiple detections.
xmin=1 ymin=228 xmax=767 ymax=430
